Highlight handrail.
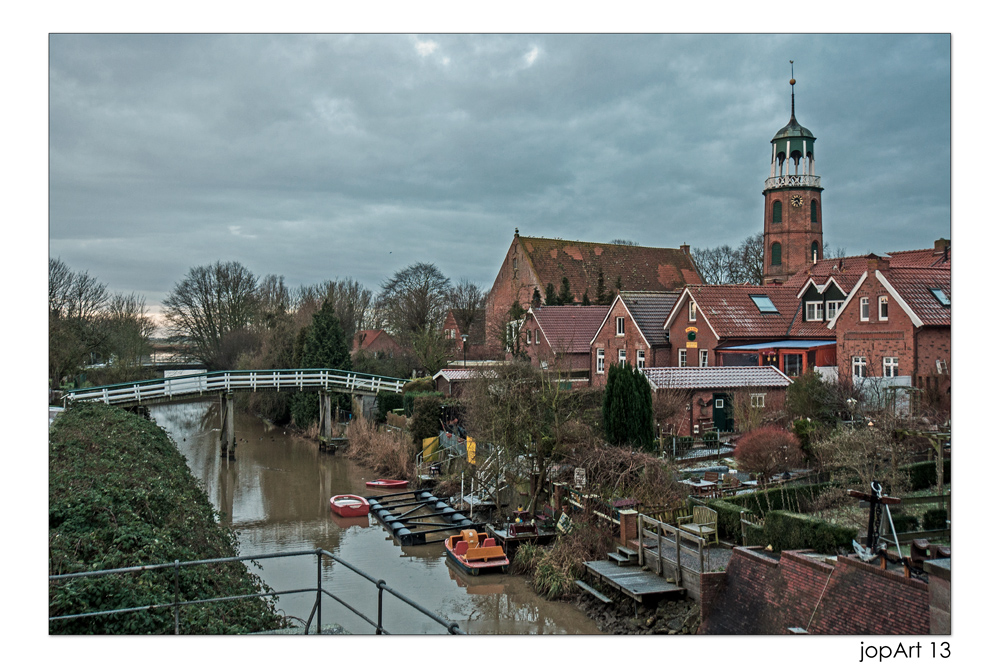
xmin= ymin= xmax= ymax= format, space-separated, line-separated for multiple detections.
xmin=49 ymin=548 xmax=462 ymax=635
xmin=62 ymin=368 xmax=408 ymax=406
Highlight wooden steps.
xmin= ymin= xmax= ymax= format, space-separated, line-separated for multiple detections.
xmin=575 ymin=579 xmax=612 ymax=604
xmin=607 ymin=545 xmax=639 ymax=566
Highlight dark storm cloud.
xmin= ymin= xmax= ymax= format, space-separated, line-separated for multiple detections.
xmin=49 ymin=34 xmax=950 ymax=312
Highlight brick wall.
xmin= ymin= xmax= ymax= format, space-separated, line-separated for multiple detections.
xmin=591 ymin=300 xmax=649 ymax=387
xmin=665 ymin=293 xmax=720 ymax=368
xmin=836 ymin=273 xmax=917 ymax=382
xmin=763 ymin=188 xmax=824 ymax=284
xmin=915 ymin=327 xmax=951 ymax=397
xmin=699 ymin=547 xmax=932 ymax=635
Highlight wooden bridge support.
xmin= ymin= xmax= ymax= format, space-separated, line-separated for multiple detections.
xmin=318 ymin=390 xmax=332 ymax=450
xmin=219 ymin=393 xmax=236 ymax=459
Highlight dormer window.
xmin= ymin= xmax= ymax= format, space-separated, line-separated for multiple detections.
xmin=805 ymin=301 xmax=823 ymax=322
xmin=825 ymin=300 xmax=843 ymax=320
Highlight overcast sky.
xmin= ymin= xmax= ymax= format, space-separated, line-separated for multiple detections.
xmin=48 ymin=33 xmax=950 ymax=316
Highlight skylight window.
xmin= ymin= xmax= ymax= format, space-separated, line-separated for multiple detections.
xmin=930 ymin=288 xmax=950 ymax=307
xmin=750 ymin=294 xmax=778 ymax=313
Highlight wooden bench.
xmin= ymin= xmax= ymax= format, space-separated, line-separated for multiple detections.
xmin=677 ymin=506 xmax=718 ymax=545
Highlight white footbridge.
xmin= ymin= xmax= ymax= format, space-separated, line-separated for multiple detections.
xmin=61 ymin=369 xmax=408 ymax=459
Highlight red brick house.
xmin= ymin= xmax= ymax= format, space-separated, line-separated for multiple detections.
xmin=352 ymin=329 xmax=405 ymax=359
xmin=441 ymin=308 xmax=490 ymax=361
xmin=827 ymin=252 xmax=951 ymax=404
xmin=699 ymin=548 xmax=942 ymax=634
xmin=663 ymin=284 xmax=835 ymax=378
xmin=486 ymin=230 xmax=702 ymax=352
xmin=643 ymin=366 xmax=792 ymax=436
xmin=520 ymin=305 xmax=610 ymax=387
xmin=589 ymin=292 xmax=679 ymax=387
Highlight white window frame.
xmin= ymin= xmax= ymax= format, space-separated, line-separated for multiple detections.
xmin=699 ymin=349 xmax=708 ymax=367
xmin=678 ymin=349 xmax=687 ymax=367
xmin=825 ymin=300 xmax=843 ymax=321
xmin=805 ymin=301 xmax=824 ymax=322
xmin=852 ymin=356 xmax=867 ymax=378
xmin=616 ymin=316 xmax=625 ymax=336
xmin=596 ymin=348 xmax=605 ymax=374
xmin=878 ymin=295 xmax=889 ymax=321
xmin=688 ymin=301 xmax=697 ymax=322
xmin=535 ymin=329 xmax=540 ymax=345
xmin=750 ymin=393 xmax=765 ymax=408
xmin=618 ymin=349 xmax=627 ymax=367
xmin=936 ymin=359 xmax=948 ymax=375
xmin=883 ymin=356 xmax=899 ymax=378
xmin=636 ymin=349 xmax=645 ymax=369
xmin=860 ymin=297 xmax=870 ymax=322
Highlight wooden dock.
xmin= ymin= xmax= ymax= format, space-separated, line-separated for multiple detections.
xmin=486 ymin=524 xmax=557 ymax=556
xmin=582 ymin=559 xmax=686 ymax=605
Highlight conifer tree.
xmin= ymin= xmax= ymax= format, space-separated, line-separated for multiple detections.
xmin=291 ymin=300 xmax=351 ymax=427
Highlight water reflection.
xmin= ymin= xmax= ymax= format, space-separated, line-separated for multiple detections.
xmin=150 ymin=400 xmax=599 ymax=634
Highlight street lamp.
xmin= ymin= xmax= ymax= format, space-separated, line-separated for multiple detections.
xmin=462 ymin=333 xmax=469 ymax=368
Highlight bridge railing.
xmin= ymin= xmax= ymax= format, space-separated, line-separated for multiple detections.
xmin=49 ymin=548 xmax=462 ymax=635
xmin=62 ymin=368 xmax=408 ymax=406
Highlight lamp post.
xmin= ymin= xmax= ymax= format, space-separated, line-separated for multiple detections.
xmin=462 ymin=333 xmax=468 ymax=368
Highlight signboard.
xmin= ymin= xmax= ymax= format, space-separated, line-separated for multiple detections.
xmin=466 ymin=439 xmax=476 ymax=465
xmin=686 ymin=341 xmax=698 ymax=348
xmin=556 ymin=512 xmax=572 ymax=534
xmin=574 ymin=467 xmax=587 ymax=489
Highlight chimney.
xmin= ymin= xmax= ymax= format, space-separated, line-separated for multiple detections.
xmin=680 ymin=244 xmax=690 ymax=255
xmin=866 ymin=253 xmax=890 ymax=273
xmin=933 ymin=238 xmax=950 ymax=255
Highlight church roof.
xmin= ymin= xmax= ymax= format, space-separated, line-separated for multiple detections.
xmin=516 ymin=235 xmax=702 ymax=299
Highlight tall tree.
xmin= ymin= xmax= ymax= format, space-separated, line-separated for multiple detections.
xmin=447 ymin=278 xmax=486 ymax=336
xmin=603 ymin=363 xmax=655 ymax=451
xmin=291 ymin=300 xmax=352 ymax=428
xmin=162 ymin=261 xmax=260 ymax=369
xmin=377 ymin=262 xmax=451 ymax=338
xmin=692 ymin=232 xmax=764 ymax=285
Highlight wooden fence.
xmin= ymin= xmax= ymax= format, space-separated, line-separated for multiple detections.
xmin=636 ymin=513 xmax=709 ymax=601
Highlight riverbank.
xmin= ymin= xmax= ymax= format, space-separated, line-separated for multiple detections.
xmin=49 ymin=402 xmax=287 ymax=634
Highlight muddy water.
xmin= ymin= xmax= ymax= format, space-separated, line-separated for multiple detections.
xmin=150 ymin=400 xmax=600 ymax=635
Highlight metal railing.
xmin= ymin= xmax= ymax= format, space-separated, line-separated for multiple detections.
xmin=49 ymin=549 xmax=462 ymax=635
xmin=61 ymin=368 xmax=408 ymax=407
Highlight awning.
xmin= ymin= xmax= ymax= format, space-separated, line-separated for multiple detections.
xmin=718 ymin=339 xmax=835 ymax=351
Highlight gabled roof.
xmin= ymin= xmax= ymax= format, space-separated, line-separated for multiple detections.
xmin=666 ymin=284 xmax=803 ymax=340
xmin=353 ymin=329 xmax=399 ymax=353
xmin=885 ymin=247 xmax=951 ymax=269
xmin=643 ymin=366 xmax=792 ymax=390
xmin=528 ymin=305 xmax=610 ymax=354
xmin=617 ymin=291 xmax=680 ymax=347
xmin=884 ymin=268 xmax=950 ymax=327
xmin=517 ymin=235 xmax=702 ymax=299
xmin=433 ymin=368 xmax=493 ymax=382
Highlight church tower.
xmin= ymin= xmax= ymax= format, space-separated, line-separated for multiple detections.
xmin=762 ymin=65 xmax=823 ymax=284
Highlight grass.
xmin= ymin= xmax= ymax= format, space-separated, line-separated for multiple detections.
xmin=344 ymin=415 xmax=416 ymax=480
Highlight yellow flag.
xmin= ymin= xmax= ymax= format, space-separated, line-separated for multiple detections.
xmin=466 ymin=438 xmax=476 ymax=465
xmin=422 ymin=436 xmax=438 ymax=462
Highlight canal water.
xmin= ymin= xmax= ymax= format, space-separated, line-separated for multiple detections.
xmin=150 ymin=400 xmax=601 ymax=635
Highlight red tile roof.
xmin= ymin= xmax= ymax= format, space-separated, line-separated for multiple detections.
xmin=677 ymin=284 xmax=805 ymax=340
xmin=883 ymin=267 xmax=951 ymax=327
xmin=530 ymin=305 xmax=611 ymax=354
xmin=519 ymin=236 xmax=702 ymax=298
xmin=353 ymin=329 xmax=396 ymax=353
xmin=618 ymin=291 xmax=680 ymax=347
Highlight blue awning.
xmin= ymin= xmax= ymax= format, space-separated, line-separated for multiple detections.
xmin=718 ymin=340 xmax=835 ymax=351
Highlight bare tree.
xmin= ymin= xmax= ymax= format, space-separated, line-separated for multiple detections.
xmin=378 ymin=262 xmax=451 ymax=338
xmin=735 ymin=232 xmax=764 ymax=284
xmin=162 ymin=261 xmax=261 ymax=368
xmin=447 ymin=278 xmax=486 ymax=336
xmin=297 ymin=278 xmax=376 ymax=341
xmin=692 ymin=232 xmax=763 ymax=285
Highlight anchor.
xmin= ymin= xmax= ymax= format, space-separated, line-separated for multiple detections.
xmin=848 ymin=480 xmax=901 ymax=562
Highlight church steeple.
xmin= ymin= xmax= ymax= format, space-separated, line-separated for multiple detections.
xmin=762 ymin=62 xmax=824 ymax=285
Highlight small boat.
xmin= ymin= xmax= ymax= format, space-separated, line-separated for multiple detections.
xmin=444 ymin=528 xmax=509 ymax=576
xmin=330 ymin=494 xmax=370 ymax=518
xmin=365 ymin=479 xmax=409 ymax=489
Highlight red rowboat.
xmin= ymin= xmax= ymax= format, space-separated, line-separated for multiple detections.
xmin=330 ymin=494 xmax=370 ymax=518
xmin=365 ymin=479 xmax=409 ymax=489
xmin=444 ymin=529 xmax=509 ymax=576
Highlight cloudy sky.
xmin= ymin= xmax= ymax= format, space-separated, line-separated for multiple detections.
xmin=48 ymin=33 xmax=951 ymax=317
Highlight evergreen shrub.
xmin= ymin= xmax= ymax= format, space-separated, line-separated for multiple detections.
xmin=762 ymin=510 xmax=856 ymax=554
xmin=922 ymin=508 xmax=949 ymax=530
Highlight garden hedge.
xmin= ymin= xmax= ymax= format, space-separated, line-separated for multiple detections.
xmin=900 ymin=459 xmax=951 ymax=491
xmin=762 ymin=510 xmax=857 ymax=554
